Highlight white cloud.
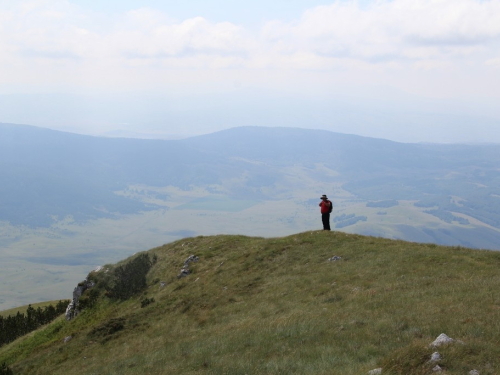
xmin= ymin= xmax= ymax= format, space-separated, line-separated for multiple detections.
xmin=111 ymin=15 xmax=252 ymax=61
xmin=486 ymin=57 xmax=500 ymax=67
xmin=0 ymin=0 xmax=499 ymax=96
xmin=261 ymin=0 xmax=500 ymax=66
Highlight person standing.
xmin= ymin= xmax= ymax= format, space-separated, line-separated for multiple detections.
xmin=319 ymin=194 xmax=332 ymax=230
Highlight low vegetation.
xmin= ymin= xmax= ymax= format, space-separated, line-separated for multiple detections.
xmin=1 ymin=231 xmax=500 ymax=374
xmin=0 ymin=362 xmax=13 ymax=375
xmin=0 ymin=301 xmax=68 ymax=348
xmin=108 ymin=253 xmax=157 ymax=300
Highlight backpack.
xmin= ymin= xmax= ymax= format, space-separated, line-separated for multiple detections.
xmin=328 ymin=200 xmax=333 ymax=213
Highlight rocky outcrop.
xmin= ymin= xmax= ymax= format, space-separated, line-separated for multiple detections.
xmin=429 ymin=352 xmax=442 ymax=363
xmin=367 ymin=334 xmax=476 ymax=375
xmin=328 ymin=256 xmax=342 ymax=262
xmin=177 ymin=255 xmax=199 ymax=279
xmin=430 ymin=333 xmax=454 ymax=347
xmin=65 ymin=278 xmax=95 ymax=320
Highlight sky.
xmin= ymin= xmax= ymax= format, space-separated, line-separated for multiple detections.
xmin=0 ymin=0 xmax=499 ymax=143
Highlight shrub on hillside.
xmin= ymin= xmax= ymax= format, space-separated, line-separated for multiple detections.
xmin=78 ymin=253 xmax=157 ymax=305
xmin=88 ymin=317 xmax=126 ymax=344
xmin=78 ymin=288 xmax=100 ymax=310
xmin=141 ymin=297 xmax=155 ymax=308
xmin=110 ymin=253 xmax=156 ymax=300
xmin=71 ymin=253 xmax=157 ymax=317
xmin=0 ymin=362 xmax=13 ymax=375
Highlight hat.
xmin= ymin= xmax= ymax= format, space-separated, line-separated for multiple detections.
xmin=321 ymin=194 xmax=328 ymax=199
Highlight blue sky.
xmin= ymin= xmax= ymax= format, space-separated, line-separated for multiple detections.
xmin=69 ymin=0 xmax=368 ymax=25
xmin=0 ymin=0 xmax=499 ymax=143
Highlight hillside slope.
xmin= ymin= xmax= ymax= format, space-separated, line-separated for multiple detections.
xmin=2 ymin=231 xmax=500 ymax=374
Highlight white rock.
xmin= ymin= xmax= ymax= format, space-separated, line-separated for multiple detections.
xmin=63 ymin=336 xmax=72 ymax=343
xmin=368 ymin=368 xmax=382 ymax=375
xmin=432 ymin=365 xmax=443 ymax=372
xmin=430 ymin=352 xmax=442 ymax=362
xmin=177 ymin=268 xmax=190 ymax=278
xmin=184 ymin=254 xmax=199 ymax=266
xmin=469 ymin=370 xmax=480 ymax=375
xmin=431 ymin=333 xmax=454 ymax=347
xmin=65 ymin=300 xmax=75 ymax=320
xmin=328 ymin=256 xmax=342 ymax=262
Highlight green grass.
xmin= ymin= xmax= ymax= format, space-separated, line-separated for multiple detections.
xmin=2 ymin=231 xmax=500 ymax=374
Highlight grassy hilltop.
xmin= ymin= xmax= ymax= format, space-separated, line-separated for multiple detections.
xmin=2 ymin=231 xmax=500 ymax=374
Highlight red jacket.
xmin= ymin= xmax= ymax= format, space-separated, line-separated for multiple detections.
xmin=319 ymin=200 xmax=331 ymax=214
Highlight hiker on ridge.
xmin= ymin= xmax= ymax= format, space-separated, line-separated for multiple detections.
xmin=319 ymin=194 xmax=332 ymax=231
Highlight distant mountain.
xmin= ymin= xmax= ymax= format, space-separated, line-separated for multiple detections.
xmin=1 ymin=123 xmax=500 ymax=248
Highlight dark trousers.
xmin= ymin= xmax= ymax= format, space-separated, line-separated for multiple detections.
xmin=322 ymin=213 xmax=331 ymax=230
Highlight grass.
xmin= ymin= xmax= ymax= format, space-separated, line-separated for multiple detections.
xmin=2 ymin=231 xmax=500 ymax=374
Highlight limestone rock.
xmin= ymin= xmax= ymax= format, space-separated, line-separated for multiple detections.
xmin=469 ymin=370 xmax=480 ymax=375
xmin=431 ymin=333 xmax=454 ymax=347
xmin=328 ymin=256 xmax=342 ymax=262
xmin=429 ymin=352 xmax=442 ymax=362
xmin=177 ymin=255 xmax=199 ymax=278
xmin=368 ymin=368 xmax=382 ymax=375
xmin=184 ymin=255 xmax=199 ymax=267
xmin=432 ymin=365 xmax=443 ymax=372
xmin=63 ymin=336 xmax=72 ymax=343
xmin=65 ymin=300 xmax=75 ymax=320
xmin=65 ymin=278 xmax=95 ymax=320
xmin=177 ymin=268 xmax=190 ymax=279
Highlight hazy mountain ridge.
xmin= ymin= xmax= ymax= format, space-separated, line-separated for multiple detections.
xmin=1 ymin=122 xmax=500 ymax=237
